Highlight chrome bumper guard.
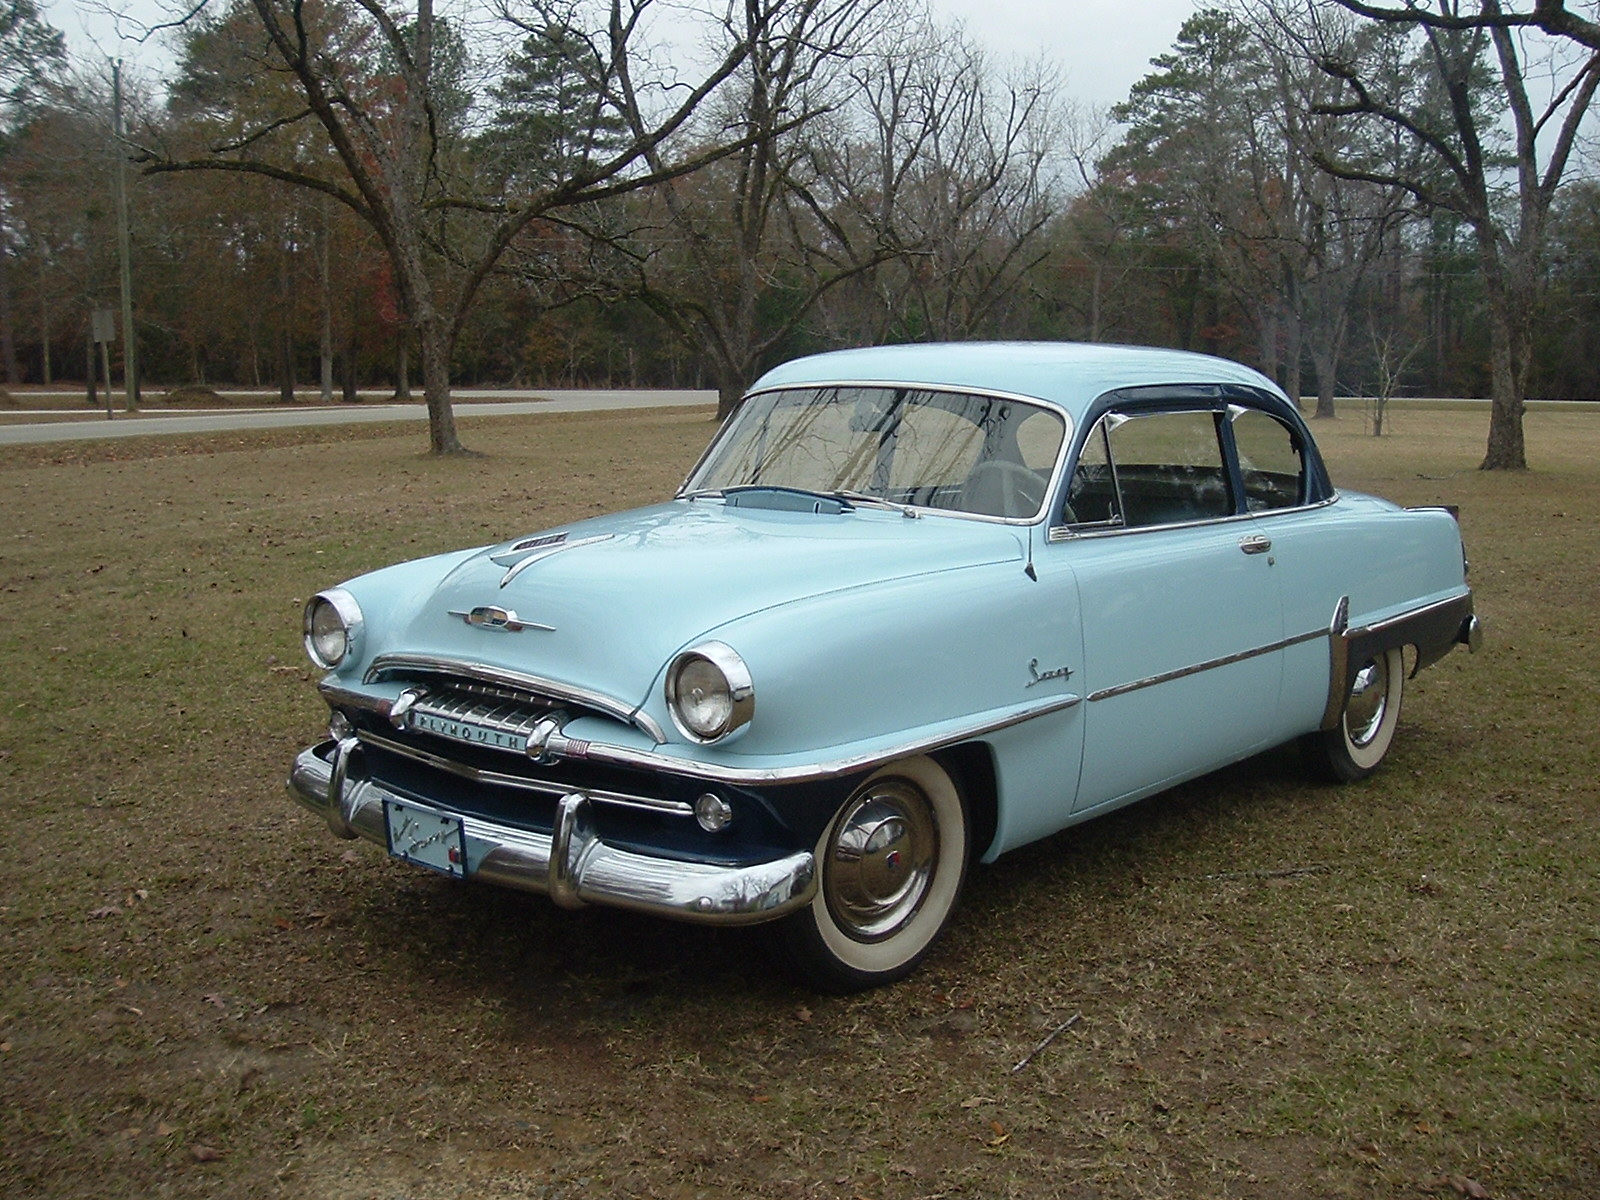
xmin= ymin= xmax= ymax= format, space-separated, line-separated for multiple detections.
xmin=286 ymin=739 xmax=817 ymax=926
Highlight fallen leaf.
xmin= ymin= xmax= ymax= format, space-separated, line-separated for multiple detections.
xmin=1415 ymin=1120 xmax=1437 ymax=1134
xmin=752 ymin=1094 xmax=771 ymax=1104
xmin=1448 ymin=1177 xmax=1491 ymax=1199
xmin=202 ymin=993 xmax=227 ymax=1009
xmin=88 ymin=906 xmax=120 ymax=920
xmin=190 ymin=1144 xmax=225 ymax=1163
xmin=990 ymin=1120 xmax=1006 ymax=1137
xmin=959 ymin=1095 xmax=995 ymax=1109
xmin=273 ymin=917 xmax=295 ymax=931
xmin=156 ymin=1123 xmax=176 ymax=1137
xmin=794 ymin=1005 xmax=812 ymax=1024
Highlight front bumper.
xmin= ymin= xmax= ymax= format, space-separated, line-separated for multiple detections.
xmin=286 ymin=739 xmax=817 ymax=925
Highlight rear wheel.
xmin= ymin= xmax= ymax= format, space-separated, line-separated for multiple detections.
xmin=1303 ymin=646 xmax=1405 ymax=782
xmin=778 ymin=755 xmax=969 ymax=992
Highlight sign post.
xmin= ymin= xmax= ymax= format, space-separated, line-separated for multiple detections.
xmin=91 ymin=309 xmax=116 ymax=420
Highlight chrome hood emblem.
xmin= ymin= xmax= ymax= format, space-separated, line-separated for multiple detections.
xmin=491 ymin=532 xmax=616 ymax=588
xmin=448 ymin=605 xmax=554 ymax=633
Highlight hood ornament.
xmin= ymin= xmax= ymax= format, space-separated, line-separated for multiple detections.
xmin=449 ymin=605 xmax=554 ymax=633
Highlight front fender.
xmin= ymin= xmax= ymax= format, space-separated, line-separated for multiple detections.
xmin=639 ymin=555 xmax=1083 ymax=763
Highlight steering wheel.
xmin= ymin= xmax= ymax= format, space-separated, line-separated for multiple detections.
xmin=961 ymin=461 xmax=1045 ymax=518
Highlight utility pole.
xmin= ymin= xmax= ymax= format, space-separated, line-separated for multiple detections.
xmin=111 ymin=60 xmax=138 ymax=412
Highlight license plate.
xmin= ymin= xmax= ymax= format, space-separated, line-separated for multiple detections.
xmin=383 ymin=797 xmax=467 ymax=878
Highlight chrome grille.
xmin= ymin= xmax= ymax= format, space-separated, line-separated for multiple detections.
xmin=363 ymin=654 xmax=666 ymax=744
xmin=404 ymin=689 xmax=556 ymax=754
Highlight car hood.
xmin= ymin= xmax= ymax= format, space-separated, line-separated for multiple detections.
xmin=383 ymin=500 xmax=1027 ymax=715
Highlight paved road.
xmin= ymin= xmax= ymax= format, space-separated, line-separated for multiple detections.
xmin=0 ymin=389 xmax=718 ymax=446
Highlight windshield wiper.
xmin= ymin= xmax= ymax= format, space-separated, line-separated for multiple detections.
xmin=830 ymin=490 xmax=920 ymax=519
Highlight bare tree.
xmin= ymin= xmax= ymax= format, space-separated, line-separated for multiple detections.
xmin=844 ymin=42 xmax=1060 ymax=344
xmin=1108 ymin=8 xmax=1410 ymax=411
xmin=568 ymin=3 xmax=1060 ymax=418
xmin=1263 ymin=0 xmax=1600 ymax=468
xmin=1365 ymin=315 xmax=1424 ymax=434
xmin=140 ymin=0 xmax=783 ymax=454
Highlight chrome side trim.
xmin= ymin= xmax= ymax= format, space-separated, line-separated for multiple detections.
xmin=286 ymin=745 xmax=817 ymax=926
xmin=1321 ymin=596 xmax=1352 ymax=730
xmin=363 ymin=653 xmax=667 ymax=744
xmin=1086 ymin=630 xmax=1324 ymax=704
xmin=1052 ymin=495 xmax=1340 ymax=541
xmin=1346 ymin=592 xmax=1471 ymax=641
xmin=538 ymin=693 xmax=1083 ymax=785
xmin=354 ymin=727 xmax=694 ymax=815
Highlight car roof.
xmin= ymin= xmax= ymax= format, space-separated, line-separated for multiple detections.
xmin=748 ymin=342 xmax=1288 ymax=422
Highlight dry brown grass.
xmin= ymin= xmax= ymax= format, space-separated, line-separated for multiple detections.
xmin=0 ymin=402 xmax=1594 ymax=1199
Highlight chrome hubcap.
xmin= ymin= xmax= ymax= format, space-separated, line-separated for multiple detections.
xmin=1345 ymin=657 xmax=1389 ymax=748
xmin=824 ymin=780 xmax=937 ymax=942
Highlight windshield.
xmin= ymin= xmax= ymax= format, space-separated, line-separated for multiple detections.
xmin=684 ymin=386 xmax=1068 ymax=520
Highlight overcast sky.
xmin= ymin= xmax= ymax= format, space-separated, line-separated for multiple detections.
xmin=932 ymin=0 xmax=1198 ymax=106
xmin=45 ymin=0 xmax=1200 ymax=109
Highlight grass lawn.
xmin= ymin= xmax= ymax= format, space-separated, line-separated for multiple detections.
xmin=0 ymin=401 xmax=1594 ymax=1199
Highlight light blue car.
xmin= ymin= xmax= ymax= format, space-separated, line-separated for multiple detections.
xmin=288 ymin=343 xmax=1479 ymax=990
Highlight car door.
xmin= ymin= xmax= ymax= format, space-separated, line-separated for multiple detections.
xmin=1061 ymin=405 xmax=1287 ymax=813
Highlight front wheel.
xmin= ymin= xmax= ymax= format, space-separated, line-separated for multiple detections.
xmin=1302 ymin=646 xmax=1405 ymax=782
xmin=777 ymin=755 xmax=969 ymax=992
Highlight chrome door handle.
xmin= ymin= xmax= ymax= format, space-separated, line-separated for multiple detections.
xmin=1240 ymin=534 xmax=1272 ymax=555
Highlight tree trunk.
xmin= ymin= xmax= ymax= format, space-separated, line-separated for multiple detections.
xmin=1478 ymin=241 xmax=1531 ymax=470
xmin=277 ymin=326 xmax=295 ymax=404
xmin=1259 ymin=305 xmax=1279 ymax=387
xmin=715 ymin=378 xmax=743 ymax=422
xmin=0 ymin=249 xmax=19 ymax=385
xmin=417 ymin=319 xmax=465 ymax=454
xmin=1481 ymin=302 xmax=1528 ymax=469
xmin=38 ymin=255 xmax=51 ymax=385
xmin=317 ymin=224 xmax=334 ymax=404
xmin=1311 ymin=345 xmax=1337 ymax=419
xmin=278 ymin=241 xmax=295 ymax=403
xmin=395 ymin=335 xmax=411 ymax=401
xmin=342 ymin=321 xmax=359 ymax=403
xmin=1284 ymin=315 xmax=1303 ymax=412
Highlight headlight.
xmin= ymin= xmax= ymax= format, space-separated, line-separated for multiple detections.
xmin=665 ymin=641 xmax=754 ymax=744
xmin=303 ymin=588 xmax=364 ymax=670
